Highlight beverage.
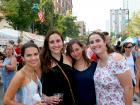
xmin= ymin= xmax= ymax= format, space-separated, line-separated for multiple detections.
xmin=53 ymin=93 xmax=64 ymax=101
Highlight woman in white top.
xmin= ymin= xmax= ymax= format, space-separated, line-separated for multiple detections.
xmin=88 ymin=31 xmax=133 ymax=105
xmin=122 ymin=42 xmax=136 ymax=85
xmin=3 ymin=42 xmax=45 ymax=105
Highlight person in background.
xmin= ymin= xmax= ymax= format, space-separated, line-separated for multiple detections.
xmin=135 ymin=41 xmax=140 ymax=94
xmin=0 ymin=44 xmax=17 ymax=93
xmin=133 ymin=44 xmax=140 ymax=100
xmin=115 ymin=41 xmax=122 ymax=53
xmin=30 ymin=40 xmax=35 ymax=44
xmin=135 ymin=54 xmax=140 ymax=94
xmin=0 ymin=51 xmax=6 ymax=84
xmin=8 ymin=40 xmax=17 ymax=56
xmin=134 ymin=44 xmax=140 ymax=91
xmin=122 ymin=42 xmax=136 ymax=86
xmin=3 ymin=42 xmax=44 ymax=105
xmin=15 ymin=41 xmax=23 ymax=71
xmin=40 ymin=30 xmax=75 ymax=105
xmin=66 ymin=39 xmax=97 ymax=105
xmin=88 ymin=31 xmax=133 ymax=105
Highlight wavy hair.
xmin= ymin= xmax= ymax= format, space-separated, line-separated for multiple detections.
xmin=87 ymin=31 xmax=114 ymax=54
xmin=40 ymin=30 xmax=64 ymax=73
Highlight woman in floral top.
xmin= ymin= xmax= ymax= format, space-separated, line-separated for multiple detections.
xmin=88 ymin=31 xmax=133 ymax=105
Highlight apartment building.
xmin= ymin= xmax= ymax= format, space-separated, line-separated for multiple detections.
xmin=53 ymin=0 xmax=72 ymax=15
xmin=76 ymin=21 xmax=86 ymax=36
xmin=123 ymin=0 xmax=140 ymax=17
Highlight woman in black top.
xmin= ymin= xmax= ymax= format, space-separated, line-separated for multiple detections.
xmin=66 ymin=39 xmax=97 ymax=105
xmin=40 ymin=30 xmax=75 ymax=105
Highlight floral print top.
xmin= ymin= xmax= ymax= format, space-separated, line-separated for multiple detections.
xmin=94 ymin=53 xmax=129 ymax=105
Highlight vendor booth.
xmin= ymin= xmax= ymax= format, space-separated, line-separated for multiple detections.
xmin=0 ymin=28 xmax=44 ymax=47
xmin=0 ymin=28 xmax=20 ymax=45
xmin=21 ymin=31 xmax=44 ymax=47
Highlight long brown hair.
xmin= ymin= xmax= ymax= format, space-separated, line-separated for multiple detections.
xmin=40 ymin=30 xmax=64 ymax=73
xmin=66 ymin=39 xmax=90 ymax=66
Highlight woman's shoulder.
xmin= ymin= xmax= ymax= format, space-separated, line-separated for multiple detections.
xmin=15 ymin=70 xmax=25 ymax=80
xmin=9 ymin=70 xmax=25 ymax=87
xmin=111 ymin=52 xmax=124 ymax=61
xmin=63 ymin=54 xmax=72 ymax=67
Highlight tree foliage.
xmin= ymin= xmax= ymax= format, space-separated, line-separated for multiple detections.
xmin=1 ymin=0 xmax=79 ymax=38
xmin=1 ymin=0 xmax=35 ymax=31
xmin=123 ymin=11 xmax=140 ymax=37
xmin=62 ymin=16 xmax=79 ymax=39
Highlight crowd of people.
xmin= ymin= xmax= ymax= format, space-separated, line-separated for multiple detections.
xmin=0 ymin=29 xmax=140 ymax=105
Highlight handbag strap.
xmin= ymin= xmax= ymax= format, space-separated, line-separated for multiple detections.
xmin=57 ymin=64 xmax=75 ymax=105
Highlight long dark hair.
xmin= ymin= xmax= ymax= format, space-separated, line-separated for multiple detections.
xmin=66 ymin=39 xmax=90 ymax=66
xmin=87 ymin=31 xmax=114 ymax=54
xmin=40 ymin=30 xmax=64 ymax=73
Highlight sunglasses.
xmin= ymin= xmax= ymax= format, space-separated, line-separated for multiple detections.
xmin=125 ymin=46 xmax=133 ymax=49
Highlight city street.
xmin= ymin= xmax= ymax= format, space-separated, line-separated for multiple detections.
xmin=0 ymin=84 xmax=140 ymax=105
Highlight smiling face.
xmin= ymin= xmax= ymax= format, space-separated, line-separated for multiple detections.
xmin=23 ymin=47 xmax=40 ymax=68
xmin=48 ymin=33 xmax=63 ymax=55
xmin=70 ymin=43 xmax=83 ymax=61
xmin=89 ymin=34 xmax=107 ymax=55
xmin=5 ymin=44 xmax=14 ymax=56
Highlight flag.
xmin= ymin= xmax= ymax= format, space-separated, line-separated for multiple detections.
xmin=38 ymin=10 xmax=45 ymax=23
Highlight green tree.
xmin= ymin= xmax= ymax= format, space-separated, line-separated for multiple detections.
xmin=1 ymin=0 xmax=36 ymax=31
xmin=34 ymin=0 xmax=54 ymax=35
xmin=123 ymin=11 xmax=140 ymax=37
xmin=1 ymin=0 xmax=79 ymax=38
xmin=62 ymin=16 xmax=79 ymax=39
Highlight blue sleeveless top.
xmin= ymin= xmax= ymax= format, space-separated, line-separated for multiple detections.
xmin=16 ymin=75 xmax=42 ymax=105
xmin=72 ymin=61 xmax=97 ymax=105
xmin=1 ymin=57 xmax=15 ymax=92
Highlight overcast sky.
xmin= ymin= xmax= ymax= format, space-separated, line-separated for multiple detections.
xmin=72 ymin=0 xmax=123 ymax=32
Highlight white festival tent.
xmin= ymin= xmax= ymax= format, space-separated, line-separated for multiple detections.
xmin=0 ymin=28 xmax=44 ymax=47
xmin=21 ymin=31 xmax=44 ymax=47
xmin=0 ymin=28 xmax=20 ymax=45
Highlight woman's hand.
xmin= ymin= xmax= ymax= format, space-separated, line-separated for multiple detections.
xmin=45 ymin=95 xmax=61 ymax=105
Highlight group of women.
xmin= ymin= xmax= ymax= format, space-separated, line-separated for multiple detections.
xmin=2 ymin=30 xmax=136 ymax=105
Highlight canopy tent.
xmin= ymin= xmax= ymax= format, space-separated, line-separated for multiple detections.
xmin=0 ymin=28 xmax=44 ymax=47
xmin=21 ymin=31 xmax=44 ymax=47
xmin=122 ymin=37 xmax=138 ymax=44
xmin=0 ymin=28 xmax=20 ymax=45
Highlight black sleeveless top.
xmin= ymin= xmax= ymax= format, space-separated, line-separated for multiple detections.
xmin=41 ymin=55 xmax=75 ymax=105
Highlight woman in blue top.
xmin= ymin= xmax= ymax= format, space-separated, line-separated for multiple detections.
xmin=3 ymin=42 xmax=45 ymax=105
xmin=66 ymin=39 xmax=97 ymax=105
xmin=0 ymin=44 xmax=17 ymax=93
